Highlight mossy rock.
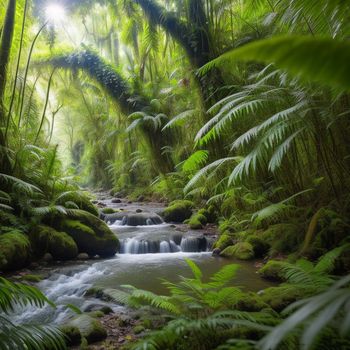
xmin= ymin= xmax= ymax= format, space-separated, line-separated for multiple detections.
xmin=220 ymin=242 xmax=254 ymax=260
xmin=213 ymin=234 xmax=235 ymax=251
xmin=246 ymin=235 xmax=270 ymax=258
xmin=0 ymin=212 xmax=22 ymax=227
xmin=56 ymin=192 xmax=98 ymax=216
xmin=68 ymin=314 xmax=107 ymax=344
xmin=188 ymin=213 xmax=207 ymax=229
xmin=29 ymin=225 xmax=78 ymax=260
xmin=0 ymin=231 xmax=31 ymax=271
xmin=60 ymin=325 xmax=82 ymax=346
xmin=133 ymin=325 xmax=145 ymax=334
xmin=59 ymin=211 xmax=119 ymax=257
xmin=21 ymin=274 xmax=43 ymax=283
xmin=162 ymin=200 xmax=194 ymax=223
xmin=203 ymin=205 xmax=217 ymax=223
xmin=233 ymin=292 xmax=271 ymax=312
xmin=260 ymin=284 xmax=306 ymax=312
xmin=258 ymin=260 xmax=287 ymax=282
xmin=260 ymin=223 xmax=301 ymax=255
xmin=101 ymin=207 xmax=116 ymax=214
xmin=307 ymin=208 xmax=349 ymax=258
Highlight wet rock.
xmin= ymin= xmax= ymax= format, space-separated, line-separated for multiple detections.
xmin=137 ymin=195 xmax=145 ymax=202
xmin=77 ymin=253 xmax=89 ymax=260
xmin=104 ymin=212 xmax=163 ymax=226
xmin=83 ymin=304 xmax=113 ymax=315
xmin=136 ymin=209 xmax=143 ymax=213
xmin=69 ymin=314 xmax=107 ymax=344
xmin=171 ymin=233 xmax=183 ymax=245
xmin=42 ymin=253 xmax=53 ymax=262
xmin=212 ymin=248 xmax=221 ymax=256
xmin=111 ymin=198 xmax=122 ymax=203
xmin=60 ymin=325 xmax=82 ymax=346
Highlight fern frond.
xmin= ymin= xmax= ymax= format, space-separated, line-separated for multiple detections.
xmin=200 ymin=35 xmax=350 ymax=90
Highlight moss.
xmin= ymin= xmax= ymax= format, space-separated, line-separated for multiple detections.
xmin=260 ymin=223 xmax=301 ymax=255
xmin=0 ymin=231 xmax=31 ymax=271
xmin=213 ymin=234 xmax=235 ymax=251
xmin=246 ymin=235 xmax=270 ymax=258
xmin=220 ymin=242 xmax=254 ymax=260
xmin=101 ymin=207 xmax=116 ymax=214
xmin=307 ymin=209 xmax=349 ymax=258
xmin=260 ymin=284 xmax=307 ymax=312
xmin=234 ymin=292 xmax=271 ymax=312
xmin=21 ymin=274 xmax=43 ymax=282
xmin=88 ymin=310 xmax=105 ymax=318
xmin=0 ymin=212 xmax=23 ymax=227
xmin=29 ymin=225 xmax=78 ymax=260
xmin=258 ymin=260 xmax=287 ymax=282
xmin=56 ymin=192 xmax=99 ymax=216
xmin=205 ymin=205 xmax=217 ymax=223
xmin=162 ymin=200 xmax=194 ymax=223
xmin=59 ymin=211 xmax=119 ymax=257
xmin=60 ymin=325 xmax=82 ymax=346
xmin=69 ymin=314 xmax=107 ymax=344
xmin=188 ymin=213 xmax=207 ymax=229
xmin=133 ymin=325 xmax=145 ymax=334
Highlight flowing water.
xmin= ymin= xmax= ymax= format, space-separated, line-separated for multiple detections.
xmin=14 ymin=203 xmax=273 ymax=325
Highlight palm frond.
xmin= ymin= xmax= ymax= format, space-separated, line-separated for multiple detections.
xmin=200 ymin=35 xmax=350 ymax=90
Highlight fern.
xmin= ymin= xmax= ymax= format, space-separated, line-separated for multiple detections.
xmin=259 ymin=274 xmax=350 ymax=350
xmin=0 ymin=278 xmax=66 ymax=349
xmin=181 ymin=150 xmax=208 ymax=173
xmin=200 ymin=35 xmax=350 ymax=90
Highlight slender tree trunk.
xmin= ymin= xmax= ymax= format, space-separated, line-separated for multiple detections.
xmin=0 ymin=0 xmax=16 ymax=174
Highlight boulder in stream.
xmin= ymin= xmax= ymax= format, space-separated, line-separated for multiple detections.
xmin=68 ymin=314 xmax=107 ymax=344
xmin=162 ymin=200 xmax=193 ymax=223
xmin=59 ymin=210 xmax=119 ymax=257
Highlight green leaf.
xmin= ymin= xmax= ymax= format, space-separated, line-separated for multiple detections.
xmin=200 ymin=35 xmax=350 ymax=90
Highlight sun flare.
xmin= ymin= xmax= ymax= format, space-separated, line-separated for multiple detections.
xmin=45 ymin=3 xmax=66 ymax=23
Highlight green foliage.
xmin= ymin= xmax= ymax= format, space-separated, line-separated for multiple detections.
xmin=115 ymin=259 xmax=275 ymax=349
xmin=0 ymin=277 xmax=66 ymax=349
xmin=259 ymin=274 xmax=350 ymax=350
xmin=55 ymin=191 xmax=98 ymax=216
xmin=201 ymin=35 xmax=350 ymax=90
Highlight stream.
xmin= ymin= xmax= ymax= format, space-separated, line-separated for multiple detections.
xmin=15 ymin=199 xmax=273 ymax=326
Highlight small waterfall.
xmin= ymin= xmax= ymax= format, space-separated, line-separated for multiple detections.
xmin=160 ymin=241 xmax=171 ymax=253
xmin=119 ymin=236 xmax=209 ymax=254
xmin=104 ymin=212 xmax=164 ymax=226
